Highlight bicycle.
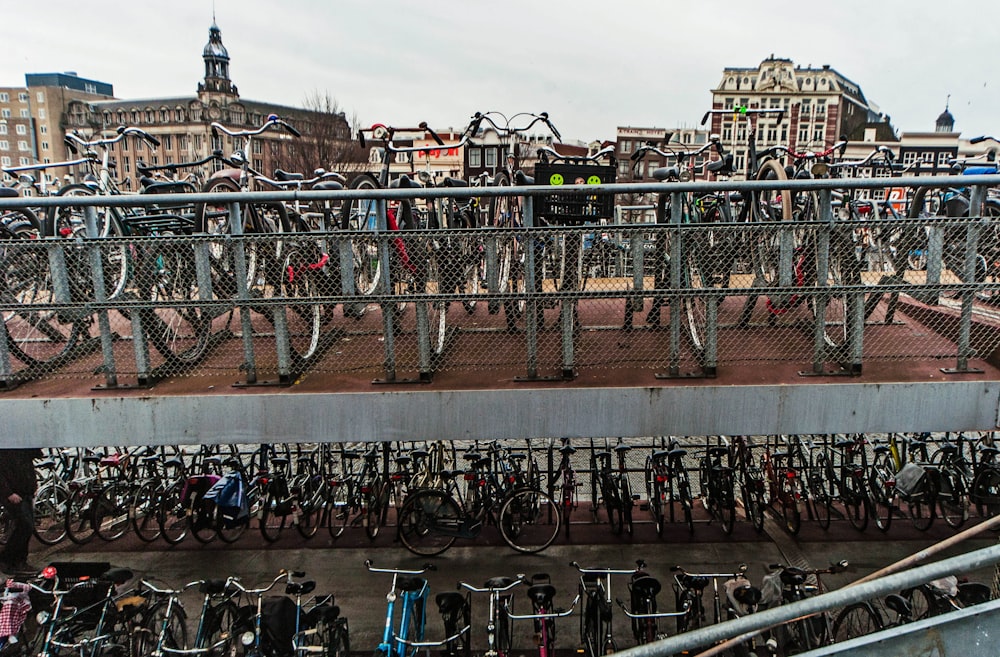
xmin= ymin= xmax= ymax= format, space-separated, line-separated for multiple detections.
xmin=395 ymin=451 xmax=559 ymax=556
xmin=367 ymin=561 xmax=466 ymax=657
xmin=732 ymin=436 xmax=768 ymax=533
xmin=571 ymin=560 xmax=644 ymax=657
xmin=762 ymin=560 xmax=849 ymax=655
xmin=504 ymin=573 xmax=578 ymax=657
xmin=590 ymin=439 xmax=635 ymax=536
xmin=457 ymin=575 xmax=522 ymax=657
xmin=614 ymin=566 xmax=683 ymax=646
xmin=698 ymin=437 xmax=737 ymax=534
xmin=551 ymin=439 xmax=579 ymax=539
xmin=137 ymin=576 xmax=241 ymax=657
xmin=760 ymin=436 xmax=805 ymax=535
xmin=644 ymin=437 xmax=695 ymax=536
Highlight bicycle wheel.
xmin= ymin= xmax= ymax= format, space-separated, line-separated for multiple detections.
xmin=324 ymin=619 xmax=351 ymax=657
xmin=843 ymin=474 xmax=870 ymax=532
xmin=580 ymin=595 xmax=600 ymax=657
xmin=833 ymin=602 xmax=883 ymax=643
xmin=397 ymin=489 xmax=459 ymax=556
xmin=718 ymin=472 xmax=736 ymax=535
xmin=33 ymin=482 xmax=69 ymax=546
xmin=972 ymin=467 xmax=1000 ymax=518
xmin=621 ymin=477 xmax=635 ymax=537
xmin=780 ymin=479 xmax=802 ymax=535
xmin=137 ymin=242 xmax=211 ymax=368
xmin=339 ymin=173 xmax=382 ymax=296
xmin=138 ymin=601 xmax=189 ymax=657
xmin=936 ymin=469 xmax=968 ymax=529
xmin=676 ymin=466 xmax=696 ymax=535
xmin=603 ymin=479 xmax=624 ymax=535
xmin=187 ymin=494 xmax=218 ymax=545
xmin=296 ymin=474 xmax=326 ymax=540
xmin=327 ymin=481 xmax=351 ymax=540
xmin=158 ymin=481 xmax=188 ymax=545
xmin=1 ymin=227 xmax=84 ymax=367
xmin=742 ymin=468 xmax=767 ymax=533
xmin=65 ymin=486 xmax=97 ymax=545
xmin=645 ymin=458 xmax=664 ymax=537
xmin=869 ymin=453 xmax=896 ymax=532
xmin=365 ymin=478 xmax=390 ymax=541
xmin=499 ymin=487 xmax=559 ymax=553
xmin=259 ymin=488 xmax=289 ymax=543
xmin=278 ymin=244 xmax=325 ymax=362
xmin=909 ymin=495 xmax=936 ymax=531
xmin=131 ymin=480 xmax=163 ymax=543
xmin=201 ymin=600 xmax=240 ymax=652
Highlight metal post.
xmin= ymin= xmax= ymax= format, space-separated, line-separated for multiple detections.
xmin=944 ymin=184 xmax=985 ymax=374
xmin=0 ymin=305 xmax=13 ymax=387
xmin=812 ymin=190 xmax=832 ymax=374
xmin=228 ymin=201 xmax=257 ymax=384
xmin=629 ymin=227 xmax=644 ymax=328
xmin=704 ymin=292 xmax=718 ymax=376
xmin=84 ymin=206 xmax=117 ymax=388
xmin=669 ymin=192 xmax=682 ymax=375
xmin=524 ymin=196 xmax=539 ymax=378
xmin=485 ymin=233 xmax=499 ymax=314
xmin=376 ymin=198 xmax=396 ymax=382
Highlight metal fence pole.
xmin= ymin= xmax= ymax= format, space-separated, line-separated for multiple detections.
xmin=523 ymin=196 xmax=539 ymax=378
xmin=376 ymin=198 xmax=396 ymax=382
xmin=947 ymin=184 xmax=985 ymax=374
xmin=812 ymin=190 xmax=832 ymax=374
xmin=83 ymin=206 xmax=117 ymax=388
xmin=227 ymin=201 xmax=257 ymax=384
xmin=669 ymin=193 xmax=683 ymax=376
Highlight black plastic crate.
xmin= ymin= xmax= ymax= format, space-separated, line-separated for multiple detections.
xmin=534 ymin=163 xmax=616 ymax=225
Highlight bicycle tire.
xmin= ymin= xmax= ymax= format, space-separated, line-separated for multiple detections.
xmin=138 ymin=600 xmax=189 ymax=657
xmin=780 ymin=479 xmax=802 ymax=535
xmin=259 ymin=488 xmax=289 ymax=543
xmin=843 ymin=474 xmax=870 ymax=532
xmin=1 ymin=224 xmax=84 ymax=367
xmin=137 ymin=242 xmax=212 ymax=368
xmin=742 ymin=470 xmax=767 ymax=533
xmin=869 ymin=453 xmax=896 ymax=532
xmin=158 ymin=481 xmax=188 ymax=545
xmin=397 ymin=489 xmax=459 ymax=556
xmin=278 ymin=243 xmax=325 ymax=362
xmin=621 ymin=477 xmax=635 ymax=537
xmin=909 ymin=496 xmax=936 ymax=531
xmin=972 ymin=467 xmax=1000 ymax=518
xmin=580 ymin=593 xmax=600 ymax=657
xmin=131 ymin=480 xmax=163 ymax=543
xmin=187 ymin=493 xmax=219 ymax=545
xmin=338 ymin=173 xmax=382 ymax=296
xmin=645 ymin=458 xmax=664 ymax=538
xmin=676 ymin=465 xmax=696 ymax=535
xmin=33 ymin=482 xmax=69 ymax=545
xmin=603 ymin=479 xmax=624 ymax=535
xmin=295 ymin=475 xmax=325 ymax=540
xmin=327 ymin=481 xmax=351 ymax=539
xmin=64 ymin=486 xmax=97 ymax=545
xmin=833 ymin=602 xmax=883 ymax=643
xmin=365 ymin=478 xmax=390 ymax=541
xmin=325 ymin=620 xmax=351 ymax=657
xmin=718 ymin=472 xmax=736 ymax=535
xmin=936 ymin=469 xmax=968 ymax=529
xmin=498 ymin=487 xmax=560 ymax=554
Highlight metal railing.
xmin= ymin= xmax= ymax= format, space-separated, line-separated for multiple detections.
xmin=2 ymin=174 xmax=999 ymax=390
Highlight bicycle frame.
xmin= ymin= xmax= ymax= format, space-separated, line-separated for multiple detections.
xmin=367 ymin=561 xmax=436 ymax=657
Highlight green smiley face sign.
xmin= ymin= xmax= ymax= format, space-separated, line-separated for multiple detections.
xmin=549 ymin=173 xmax=564 ymax=186
xmin=587 ymin=175 xmax=602 ymax=185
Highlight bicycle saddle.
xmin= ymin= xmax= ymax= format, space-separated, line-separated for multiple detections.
xmin=731 ymin=585 xmax=761 ymax=607
xmin=461 ymin=451 xmax=481 ymax=462
xmin=514 ymin=171 xmax=533 ymax=186
xmin=614 ymin=444 xmax=632 ymax=453
xmin=398 ymin=577 xmax=427 ymax=593
xmin=390 ymin=174 xmax=418 ymax=189
xmin=678 ymin=574 xmax=709 ymax=591
xmin=708 ymin=447 xmax=730 ymax=458
xmin=834 ymin=439 xmax=856 ymax=449
xmin=305 ymin=602 xmax=341 ymax=624
xmin=485 ymin=577 xmax=518 ymax=589
xmin=285 ymin=580 xmax=316 ymax=596
xmin=0 ymin=187 xmax=19 ymax=198
xmin=436 ymin=591 xmax=467 ymax=614
xmin=199 ymin=579 xmax=230 ymax=595
xmin=706 ymin=155 xmax=735 ymax=175
xmin=100 ymin=568 xmax=134 ymax=586
xmin=312 ymin=181 xmax=344 ymax=191
xmin=441 ymin=178 xmax=468 ymax=187
xmin=884 ymin=593 xmax=911 ymax=617
xmin=274 ymin=169 xmax=304 ymax=181
xmin=630 ymin=575 xmax=661 ymax=598
xmin=559 ymin=445 xmax=577 ymax=455
xmin=650 ymin=166 xmax=679 ymax=181
xmin=528 ymin=583 xmax=556 ymax=607
xmin=668 ymin=447 xmax=687 ymax=459
xmin=778 ymin=568 xmax=807 ymax=586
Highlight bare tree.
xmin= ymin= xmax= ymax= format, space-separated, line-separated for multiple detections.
xmin=274 ymin=90 xmax=369 ymax=178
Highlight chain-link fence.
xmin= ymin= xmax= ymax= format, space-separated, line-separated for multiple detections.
xmin=3 ymin=176 xmax=1000 ymax=389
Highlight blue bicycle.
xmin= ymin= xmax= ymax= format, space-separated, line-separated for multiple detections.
xmin=366 ymin=561 xmax=468 ymax=657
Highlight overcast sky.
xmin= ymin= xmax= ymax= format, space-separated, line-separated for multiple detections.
xmin=5 ymin=0 xmax=999 ymax=143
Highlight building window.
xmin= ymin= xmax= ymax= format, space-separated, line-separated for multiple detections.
xmin=162 ymin=135 xmax=172 ymax=150
xmin=160 ymin=109 xmax=168 ymax=122
xmin=468 ymin=147 xmax=481 ymax=168
xmin=484 ymin=148 xmax=496 ymax=167
xmin=41 ymin=141 xmax=49 ymax=150
xmin=15 ymin=124 xmax=26 ymax=135
xmin=938 ymin=151 xmax=951 ymax=166
xmin=0 ymin=156 xmax=9 ymax=166
xmin=36 ymin=91 xmax=44 ymax=103
xmin=20 ymin=109 xmax=28 ymax=118
xmin=798 ymin=127 xmax=809 ymax=142
xmin=619 ymin=141 xmax=631 ymax=155
xmin=902 ymin=152 xmax=917 ymax=166
xmin=145 ymin=109 xmax=154 ymax=123
xmin=18 ymin=157 xmax=28 ymax=166
xmin=0 ymin=124 xmax=5 ymax=135
xmin=0 ymin=140 xmax=7 ymax=150
xmin=0 ymin=93 xmax=8 ymax=102
xmin=0 ymin=109 xmax=10 ymax=118
xmin=85 ymin=83 xmax=97 ymax=94
xmin=812 ymin=128 xmax=824 ymax=142
xmin=178 ymin=135 xmax=189 ymax=151
xmin=18 ymin=93 xmax=28 ymax=103
xmin=18 ymin=140 xmax=29 ymax=151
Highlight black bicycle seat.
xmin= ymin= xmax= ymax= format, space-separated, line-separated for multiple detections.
xmin=441 ymin=178 xmax=468 ymax=187
xmin=436 ymin=591 xmax=467 ymax=614
xmin=630 ymin=575 xmax=661 ymax=598
xmin=485 ymin=577 xmax=517 ymax=589
xmin=708 ymin=447 xmax=730 ymax=458
xmin=398 ymin=577 xmax=427 ymax=592
xmin=285 ymin=580 xmax=316 ymax=596
xmin=101 ymin=568 xmax=134 ymax=586
xmin=779 ymin=568 xmax=807 ymax=586
xmin=885 ymin=594 xmax=911 ymax=617
xmin=514 ymin=171 xmax=533 ymax=186
xmin=732 ymin=585 xmax=761 ymax=606
xmin=679 ymin=574 xmax=709 ymax=590
xmin=199 ymin=579 xmax=229 ymax=595
xmin=312 ymin=181 xmax=343 ymax=191
xmin=528 ymin=584 xmax=556 ymax=607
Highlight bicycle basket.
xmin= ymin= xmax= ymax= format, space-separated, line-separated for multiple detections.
xmin=534 ymin=163 xmax=616 ymax=225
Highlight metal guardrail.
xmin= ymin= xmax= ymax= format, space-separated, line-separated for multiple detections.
xmin=2 ymin=174 xmax=1000 ymax=390
xmin=613 ymin=542 xmax=1000 ymax=657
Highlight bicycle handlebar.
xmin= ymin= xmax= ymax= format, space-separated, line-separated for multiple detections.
xmin=570 ymin=561 xmax=645 ymax=576
xmin=615 ymin=598 xmax=686 ymax=619
xmin=467 ymin=111 xmax=561 ymax=142
xmin=670 ymin=564 xmax=748 ymax=579
xmin=365 ymin=560 xmax=437 ymax=575
xmin=65 ymin=126 xmax=160 ymax=154
xmin=536 ymin=145 xmax=614 ymax=166
xmin=701 ymin=107 xmax=785 ymax=126
xmin=504 ymin=594 xmax=581 ymax=620
xmin=458 ymin=576 xmax=525 ymax=594
xmin=828 ymin=145 xmax=896 ymax=170
xmin=227 ymin=571 xmax=288 ymax=595
xmin=211 ymin=114 xmax=300 ymax=140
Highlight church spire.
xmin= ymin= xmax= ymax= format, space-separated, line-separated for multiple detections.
xmin=201 ymin=20 xmax=236 ymax=96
